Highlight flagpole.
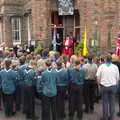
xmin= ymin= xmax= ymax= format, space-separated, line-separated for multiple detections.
xmin=52 ymin=25 xmax=56 ymax=51
xmin=82 ymin=1 xmax=88 ymax=57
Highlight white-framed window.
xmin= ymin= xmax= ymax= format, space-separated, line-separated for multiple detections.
xmin=11 ymin=17 xmax=21 ymax=45
xmin=27 ymin=15 xmax=31 ymax=46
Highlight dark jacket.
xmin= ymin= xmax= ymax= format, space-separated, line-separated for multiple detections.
xmin=112 ymin=61 xmax=120 ymax=92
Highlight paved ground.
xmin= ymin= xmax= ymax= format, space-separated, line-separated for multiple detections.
xmin=0 ymin=99 xmax=119 ymax=120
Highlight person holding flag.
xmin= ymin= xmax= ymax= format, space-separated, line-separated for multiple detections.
xmin=52 ymin=25 xmax=57 ymax=51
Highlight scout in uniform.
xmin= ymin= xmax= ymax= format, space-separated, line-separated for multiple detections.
xmin=0 ymin=59 xmax=17 ymax=117
xmin=54 ymin=60 xmax=68 ymax=120
xmin=38 ymin=59 xmax=57 ymax=120
xmin=68 ymin=60 xmax=85 ymax=120
xmin=23 ymin=60 xmax=38 ymax=120
xmin=16 ymin=56 xmax=27 ymax=111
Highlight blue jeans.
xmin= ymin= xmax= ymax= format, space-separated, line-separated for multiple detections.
xmin=101 ymin=85 xmax=116 ymax=120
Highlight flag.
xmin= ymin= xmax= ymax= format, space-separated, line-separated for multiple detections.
xmin=83 ymin=25 xmax=88 ymax=56
xmin=52 ymin=26 xmax=56 ymax=51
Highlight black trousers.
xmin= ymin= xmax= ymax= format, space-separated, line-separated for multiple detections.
xmin=42 ymin=95 xmax=56 ymax=120
xmin=69 ymin=83 xmax=83 ymax=120
xmin=3 ymin=93 xmax=14 ymax=117
xmin=15 ymin=86 xmax=24 ymax=111
xmin=84 ymin=80 xmax=96 ymax=112
xmin=56 ymin=86 xmax=67 ymax=119
xmin=23 ymin=85 xmax=35 ymax=118
xmin=0 ymin=89 xmax=2 ymax=109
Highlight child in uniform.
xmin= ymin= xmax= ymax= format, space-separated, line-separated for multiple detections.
xmin=68 ymin=60 xmax=85 ymax=120
xmin=54 ymin=60 xmax=68 ymax=120
xmin=16 ymin=56 xmax=27 ymax=111
xmin=23 ymin=60 xmax=38 ymax=120
xmin=0 ymin=59 xmax=17 ymax=117
xmin=38 ymin=59 xmax=57 ymax=120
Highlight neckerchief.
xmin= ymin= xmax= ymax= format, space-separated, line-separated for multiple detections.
xmin=105 ymin=62 xmax=112 ymax=67
xmin=87 ymin=61 xmax=93 ymax=65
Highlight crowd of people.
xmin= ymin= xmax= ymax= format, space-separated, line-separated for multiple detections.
xmin=0 ymin=48 xmax=119 ymax=120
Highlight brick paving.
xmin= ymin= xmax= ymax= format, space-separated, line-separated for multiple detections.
xmin=0 ymin=100 xmax=119 ymax=120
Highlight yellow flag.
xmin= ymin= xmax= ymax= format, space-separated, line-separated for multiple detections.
xmin=83 ymin=25 xmax=88 ymax=56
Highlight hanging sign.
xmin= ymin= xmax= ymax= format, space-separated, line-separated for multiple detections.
xmin=58 ymin=0 xmax=74 ymax=15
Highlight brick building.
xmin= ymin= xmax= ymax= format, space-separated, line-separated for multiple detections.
xmin=0 ymin=0 xmax=120 ymax=54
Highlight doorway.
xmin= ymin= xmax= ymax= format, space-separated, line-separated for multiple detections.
xmin=51 ymin=10 xmax=80 ymax=41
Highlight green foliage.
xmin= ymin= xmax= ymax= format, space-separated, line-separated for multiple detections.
xmin=75 ymin=41 xmax=83 ymax=55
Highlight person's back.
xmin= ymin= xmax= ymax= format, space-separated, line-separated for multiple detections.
xmin=68 ymin=67 xmax=84 ymax=85
xmin=41 ymin=68 xmax=57 ymax=97
xmin=55 ymin=68 xmax=68 ymax=87
xmin=23 ymin=67 xmax=36 ymax=86
xmin=16 ymin=59 xmax=27 ymax=111
xmin=22 ymin=60 xmax=38 ymax=120
xmin=39 ymin=59 xmax=57 ymax=120
xmin=54 ymin=60 xmax=68 ymax=119
xmin=97 ymin=63 xmax=119 ymax=87
xmin=18 ymin=64 xmax=27 ymax=86
xmin=68 ymin=60 xmax=84 ymax=120
xmin=0 ymin=59 xmax=17 ymax=117
xmin=96 ymin=55 xmax=119 ymax=120
xmin=0 ymin=60 xmax=17 ymax=94
xmin=82 ymin=56 xmax=97 ymax=113
xmin=0 ymin=68 xmax=17 ymax=94
xmin=83 ymin=61 xmax=97 ymax=81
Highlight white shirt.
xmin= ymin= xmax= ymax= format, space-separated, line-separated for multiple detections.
xmin=65 ymin=40 xmax=69 ymax=46
xmin=65 ymin=40 xmax=69 ymax=49
xmin=96 ymin=63 xmax=119 ymax=87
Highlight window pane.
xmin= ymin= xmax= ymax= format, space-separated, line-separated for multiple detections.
xmin=15 ymin=31 xmax=17 ymax=41
xmin=17 ymin=31 xmax=19 ymax=41
xmin=12 ymin=17 xmax=21 ymax=42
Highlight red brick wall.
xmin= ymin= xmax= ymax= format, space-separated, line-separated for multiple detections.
xmin=31 ymin=0 xmax=51 ymax=47
xmin=77 ymin=0 xmax=119 ymax=54
xmin=0 ymin=0 xmax=120 ymax=54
